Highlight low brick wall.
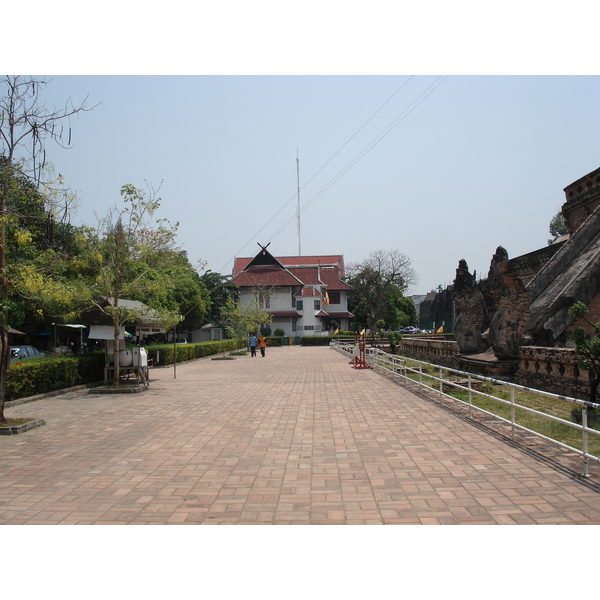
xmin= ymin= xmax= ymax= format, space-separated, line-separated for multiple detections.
xmin=398 ymin=338 xmax=459 ymax=369
xmin=396 ymin=339 xmax=592 ymax=401
xmin=516 ymin=346 xmax=591 ymax=400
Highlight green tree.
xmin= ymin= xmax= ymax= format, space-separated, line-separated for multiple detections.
xmin=135 ymin=250 xmax=210 ymax=333
xmin=381 ymin=287 xmax=417 ymax=330
xmin=386 ymin=331 xmax=402 ymax=354
xmin=222 ymin=298 xmax=272 ymax=338
xmin=0 ymin=75 xmax=93 ymax=422
xmin=75 ymin=183 xmax=183 ymax=386
xmin=199 ymin=270 xmax=239 ymax=324
xmin=568 ymin=301 xmax=600 ymax=404
xmin=0 ymin=162 xmax=83 ymax=330
xmin=548 ymin=210 xmax=568 ymax=245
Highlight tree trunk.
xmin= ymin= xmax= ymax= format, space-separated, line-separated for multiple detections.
xmin=0 ymin=327 xmax=7 ymax=423
xmin=590 ymin=373 xmax=599 ymax=405
xmin=113 ymin=316 xmax=121 ymax=387
xmin=0 ymin=174 xmax=7 ymax=423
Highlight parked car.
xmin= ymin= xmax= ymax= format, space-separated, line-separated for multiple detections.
xmin=175 ymin=338 xmax=188 ymax=344
xmin=10 ymin=345 xmax=45 ymax=363
xmin=398 ymin=326 xmax=416 ymax=334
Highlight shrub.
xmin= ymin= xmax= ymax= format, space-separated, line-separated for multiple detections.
xmin=300 ymin=336 xmax=332 ymax=346
xmin=73 ymin=352 xmax=105 ymax=382
xmin=266 ymin=336 xmax=282 ymax=346
xmin=260 ymin=326 xmax=272 ymax=336
xmin=334 ymin=330 xmax=354 ymax=337
xmin=6 ymin=357 xmax=81 ymax=402
xmin=145 ymin=338 xmax=246 ymax=365
xmin=274 ymin=328 xmax=285 ymax=337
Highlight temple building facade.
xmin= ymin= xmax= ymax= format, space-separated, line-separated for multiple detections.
xmin=232 ymin=245 xmax=353 ymax=336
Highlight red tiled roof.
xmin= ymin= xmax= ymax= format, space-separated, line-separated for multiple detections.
xmin=268 ymin=311 xmax=301 ymax=318
xmin=319 ymin=266 xmax=352 ymax=291
xmin=232 ymin=252 xmax=351 ymax=290
xmin=315 ymin=310 xmax=329 ymax=317
xmin=295 ymin=286 xmax=321 ymax=297
xmin=288 ymin=266 xmax=321 ymax=285
xmin=276 ymin=255 xmax=345 ymax=273
xmin=232 ymin=266 xmax=301 ymax=287
xmin=233 ymin=254 xmax=346 ymax=277
xmin=324 ymin=311 xmax=354 ymax=318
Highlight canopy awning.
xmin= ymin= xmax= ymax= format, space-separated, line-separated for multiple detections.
xmin=88 ymin=325 xmax=125 ymax=340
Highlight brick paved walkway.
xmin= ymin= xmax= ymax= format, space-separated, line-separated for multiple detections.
xmin=1 ymin=346 xmax=599 ymax=524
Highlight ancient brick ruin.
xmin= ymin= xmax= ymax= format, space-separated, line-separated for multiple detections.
xmin=419 ymin=166 xmax=600 ymax=399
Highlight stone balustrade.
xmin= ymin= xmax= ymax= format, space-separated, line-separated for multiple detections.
xmin=394 ymin=338 xmax=592 ymax=401
xmin=515 ymin=346 xmax=590 ymax=400
xmin=399 ymin=337 xmax=459 ymax=368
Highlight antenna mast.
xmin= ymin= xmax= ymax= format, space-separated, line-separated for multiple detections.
xmin=296 ymin=150 xmax=301 ymax=256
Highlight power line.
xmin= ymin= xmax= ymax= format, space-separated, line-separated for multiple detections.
xmin=220 ymin=78 xmax=414 ymax=272
xmin=220 ymin=76 xmax=446 ymax=272
xmin=265 ymin=76 xmax=448 ymax=244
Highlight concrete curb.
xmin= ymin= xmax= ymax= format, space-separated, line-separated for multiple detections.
xmin=0 ymin=418 xmax=46 ymax=435
xmin=5 ymin=382 xmax=104 ymax=408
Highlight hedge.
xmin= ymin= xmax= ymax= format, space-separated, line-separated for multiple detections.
xmin=145 ymin=338 xmax=246 ymax=365
xmin=5 ymin=352 xmax=105 ymax=402
xmin=5 ymin=340 xmax=253 ymax=402
xmin=300 ymin=336 xmax=333 ymax=346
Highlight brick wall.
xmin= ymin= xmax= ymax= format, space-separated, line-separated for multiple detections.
xmin=396 ymin=338 xmax=592 ymax=402
xmin=399 ymin=338 xmax=459 ymax=369
xmin=515 ymin=346 xmax=590 ymax=400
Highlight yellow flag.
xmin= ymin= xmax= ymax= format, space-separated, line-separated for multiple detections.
xmin=360 ymin=328 xmax=366 ymax=336
xmin=334 ymin=328 xmax=339 ymax=335
xmin=436 ymin=325 xmax=444 ymax=334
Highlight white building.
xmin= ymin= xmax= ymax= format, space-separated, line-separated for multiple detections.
xmin=232 ymin=245 xmax=353 ymax=336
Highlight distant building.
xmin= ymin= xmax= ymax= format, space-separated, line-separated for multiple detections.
xmin=418 ymin=288 xmax=454 ymax=332
xmin=232 ymin=245 xmax=353 ymax=336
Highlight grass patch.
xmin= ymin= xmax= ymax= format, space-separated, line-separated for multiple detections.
xmin=0 ymin=418 xmax=36 ymax=426
xmin=393 ymin=358 xmax=600 ymax=457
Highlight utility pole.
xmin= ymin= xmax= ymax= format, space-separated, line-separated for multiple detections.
xmin=296 ymin=150 xmax=301 ymax=256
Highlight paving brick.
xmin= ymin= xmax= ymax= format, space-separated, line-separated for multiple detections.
xmin=1 ymin=346 xmax=599 ymax=524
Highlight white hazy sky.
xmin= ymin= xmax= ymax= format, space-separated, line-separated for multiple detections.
xmin=25 ymin=74 xmax=600 ymax=296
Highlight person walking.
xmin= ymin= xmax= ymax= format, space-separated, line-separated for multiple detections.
xmin=249 ymin=333 xmax=257 ymax=357
xmin=258 ymin=334 xmax=267 ymax=357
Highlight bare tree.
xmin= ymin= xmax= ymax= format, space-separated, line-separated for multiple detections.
xmin=347 ymin=249 xmax=418 ymax=334
xmin=0 ymin=75 xmax=95 ymax=422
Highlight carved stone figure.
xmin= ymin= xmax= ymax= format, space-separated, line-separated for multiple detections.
xmin=453 ymin=259 xmax=490 ymax=354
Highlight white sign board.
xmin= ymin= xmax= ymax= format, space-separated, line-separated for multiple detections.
xmin=136 ymin=326 xmax=166 ymax=335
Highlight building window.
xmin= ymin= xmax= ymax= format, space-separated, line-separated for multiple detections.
xmin=314 ymin=300 xmax=320 ymax=311
xmin=296 ymin=300 xmax=303 ymax=311
xmin=328 ymin=291 xmax=340 ymax=304
xmin=258 ymin=291 xmax=270 ymax=309
xmin=304 ymin=325 xmax=314 ymax=330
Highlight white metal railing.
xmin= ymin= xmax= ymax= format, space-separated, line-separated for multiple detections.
xmin=331 ymin=340 xmax=600 ymax=477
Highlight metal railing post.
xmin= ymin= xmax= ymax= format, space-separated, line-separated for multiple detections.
xmin=582 ymin=403 xmax=589 ymax=477
xmin=510 ymin=386 xmax=516 ymax=442
xmin=468 ymin=373 xmax=472 ymax=418
xmin=439 ymin=366 xmax=443 ymax=402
